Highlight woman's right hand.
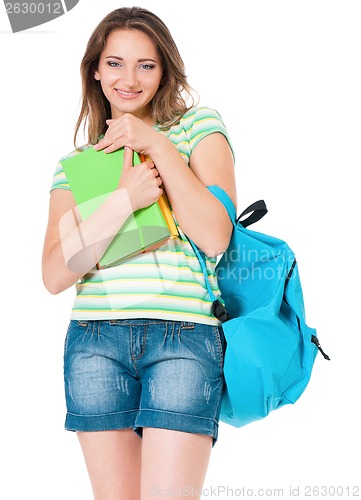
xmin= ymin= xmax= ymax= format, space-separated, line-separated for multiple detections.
xmin=118 ymin=147 xmax=164 ymax=212
xmin=42 ymin=147 xmax=164 ymax=295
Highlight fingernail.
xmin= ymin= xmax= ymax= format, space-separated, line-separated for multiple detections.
xmin=94 ymin=144 xmax=100 ymax=150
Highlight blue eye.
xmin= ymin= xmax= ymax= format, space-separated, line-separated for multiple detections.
xmin=139 ymin=64 xmax=155 ymax=70
xmin=107 ymin=61 xmax=121 ymax=68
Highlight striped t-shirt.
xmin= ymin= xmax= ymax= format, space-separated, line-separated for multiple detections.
xmin=50 ymin=106 xmax=234 ymax=326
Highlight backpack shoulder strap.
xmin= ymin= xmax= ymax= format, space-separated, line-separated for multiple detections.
xmin=207 ymin=185 xmax=237 ymax=225
xmin=206 ymin=185 xmax=267 ymax=228
xmin=184 ymin=185 xmax=236 ymax=322
xmin=186 ymin=186 xmax=269 ymax=322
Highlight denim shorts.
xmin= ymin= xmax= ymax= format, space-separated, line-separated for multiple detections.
xmin=63 ymin=318 xmax=226 ymax=447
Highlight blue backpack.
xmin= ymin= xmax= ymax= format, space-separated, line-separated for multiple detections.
xmin=187 ymin=185 xmax=330 ymax=428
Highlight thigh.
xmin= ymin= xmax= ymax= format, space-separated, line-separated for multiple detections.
xmin=141 ymin=427 xmax=213 ymax=499
xmin=77 ymin=429 xmax=142 ymax=500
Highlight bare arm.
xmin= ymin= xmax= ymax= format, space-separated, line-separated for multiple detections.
xmin=148 ymin=132 xmax=237 ymax=257
xmin=41 ymin=188 xmax=134 ymax=295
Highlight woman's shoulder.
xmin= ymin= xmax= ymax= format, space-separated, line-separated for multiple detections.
xmin=177 ymin=105 xmax=234 ymax=158
xmin=180 ymin=105 xmax=224 ymax=124
xmin=170 ymin=106 xmax=226 ymax=139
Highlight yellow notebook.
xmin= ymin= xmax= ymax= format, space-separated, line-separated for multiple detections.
xmin=139 ymin=154 xmax=178 ymax=238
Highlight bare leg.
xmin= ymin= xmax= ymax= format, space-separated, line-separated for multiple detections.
xmin=77 ymin=429 xmax=142 ymax=500
xmin=141 ymin=427 xmax=213 ymax=499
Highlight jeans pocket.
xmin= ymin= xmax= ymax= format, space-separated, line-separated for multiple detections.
xmin=64 ymin=320 xmax=90 ymax=357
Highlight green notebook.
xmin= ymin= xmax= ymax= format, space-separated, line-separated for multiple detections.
xmin=61 ymin=146 xmax=171 ymax=268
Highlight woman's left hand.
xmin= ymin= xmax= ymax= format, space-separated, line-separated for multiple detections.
xmin=94 ymin=113 xmax=164 ymax=156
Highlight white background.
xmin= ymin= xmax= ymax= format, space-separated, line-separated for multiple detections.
xmin=0 ymin=1 xmax=360 ymax=498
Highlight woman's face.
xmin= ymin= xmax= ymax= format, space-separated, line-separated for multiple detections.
xmin=94 ymin=29 xmax=163 ymax=123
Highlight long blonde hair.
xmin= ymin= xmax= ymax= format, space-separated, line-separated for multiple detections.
xmin=74 ymin=7 xmax=196 ymax=149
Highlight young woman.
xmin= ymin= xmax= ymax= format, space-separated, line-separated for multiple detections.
xmin=42 ymin=6 xmax=237 ymax=499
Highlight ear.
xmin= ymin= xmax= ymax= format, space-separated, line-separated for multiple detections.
xmin=94 ymin=70 xmax=100 ymax=81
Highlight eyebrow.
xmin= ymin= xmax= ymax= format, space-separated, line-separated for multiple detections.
xmin=105 ymin=56 xmax=158 ymax=63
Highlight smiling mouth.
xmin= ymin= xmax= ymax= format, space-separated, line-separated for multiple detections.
xmin=115 ymin=89 xmax=142 ymax=96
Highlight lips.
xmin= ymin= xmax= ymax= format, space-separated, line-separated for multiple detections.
xmin=115 ymin=88 xmax=142 ymax=97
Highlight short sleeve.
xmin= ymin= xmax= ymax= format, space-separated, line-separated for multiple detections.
xmin=50 ymin=161 xmax=71 ymax=192
xmin=185 ymin=106 xmax=235 ymax=161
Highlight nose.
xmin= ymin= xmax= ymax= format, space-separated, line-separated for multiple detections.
xmin=120 ymin=68 xmax=139 ymax=89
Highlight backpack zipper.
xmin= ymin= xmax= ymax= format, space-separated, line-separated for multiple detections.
xmin=311 ymin=335 xmax=331 ymax=360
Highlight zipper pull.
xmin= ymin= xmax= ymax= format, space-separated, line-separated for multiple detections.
xmin=311 ymin=335 xmax=331 ymax=360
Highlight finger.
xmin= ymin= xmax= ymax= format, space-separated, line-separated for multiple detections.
xmin=104 ymin=143 xmax=123 ymax=154
xmin=123 ymin=146 xmax=134 ymax=171
xmin=94 ymin=137 xmax=114 ymax=151
xmin=94 ymin=139 xmax=105 ymax=151
xmin=143 ymin=159 xmax=155 ymax=169
xmin=94 ymin=126 xmax=118 ymax=151
xmin=94 ymin=131 xmax=113 ymax=150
